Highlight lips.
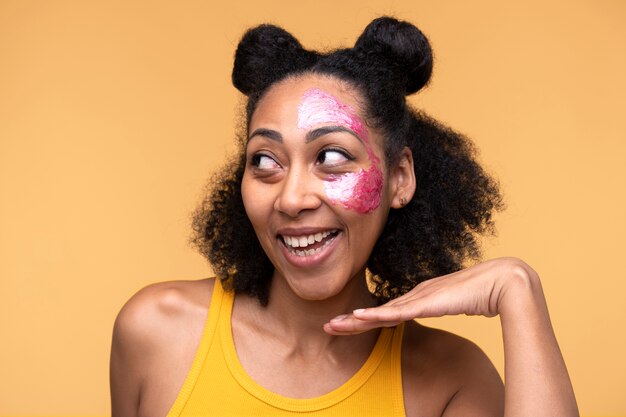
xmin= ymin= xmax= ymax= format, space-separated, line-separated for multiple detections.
xmin=277 ymin=229 xmax=340 ymax=261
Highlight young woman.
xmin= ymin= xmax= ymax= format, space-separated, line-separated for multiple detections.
xmin=110 ymin=17 xmax=579 ymax=417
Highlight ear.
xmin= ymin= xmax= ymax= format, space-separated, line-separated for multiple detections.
xmin=389 ymin=147 xmax=416 ymax=209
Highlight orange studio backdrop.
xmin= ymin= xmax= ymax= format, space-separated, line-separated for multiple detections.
xmin=1 ymin=1 xmax=625 ymax=415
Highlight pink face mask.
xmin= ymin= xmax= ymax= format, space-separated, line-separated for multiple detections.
xmin=297 ymin=88 xmax=383 ymax=214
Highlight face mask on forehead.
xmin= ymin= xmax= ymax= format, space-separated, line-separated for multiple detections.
xmin=297 ymin=88 xmax=383 ymax=214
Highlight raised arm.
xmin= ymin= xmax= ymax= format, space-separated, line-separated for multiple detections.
xmin=324 ymin=257 xmax=579 ymax=417
xmin=496 ymin=260 xmax=578 ymax=416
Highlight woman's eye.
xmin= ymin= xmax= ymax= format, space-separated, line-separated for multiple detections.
xmin=252 ymin=154 xmax=280 ymax=170
xmin=317 ymin=149 xmax=351 ymax=166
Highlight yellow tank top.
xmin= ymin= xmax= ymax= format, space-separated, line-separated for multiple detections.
xmin=167 ymin=278 xmax=406 ymax=416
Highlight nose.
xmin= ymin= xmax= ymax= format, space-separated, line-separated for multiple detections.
xmin=274 ymin=165 xmax=322 ymax=217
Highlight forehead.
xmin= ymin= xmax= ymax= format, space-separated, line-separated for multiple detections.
xmin=250 ymin=75 xmax=367 ymax=128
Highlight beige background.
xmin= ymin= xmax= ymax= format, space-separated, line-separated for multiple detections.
xmin=1 ymin=0 xmax=625 ymax=415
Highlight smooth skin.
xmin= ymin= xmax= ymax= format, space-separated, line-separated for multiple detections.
xmin=110 ymin=74 xmax=578 ymax=417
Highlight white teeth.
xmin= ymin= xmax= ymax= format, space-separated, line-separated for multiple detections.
xmin=281 ymin=230 xmax=337 ymax=252
xmin=295 ymin=248 xmax=322 ymax=257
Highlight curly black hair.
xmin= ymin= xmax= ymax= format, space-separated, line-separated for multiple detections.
xmin=191 ymin=17 xmax=504 ymax=306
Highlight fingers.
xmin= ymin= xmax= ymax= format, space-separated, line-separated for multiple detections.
xmin=323 ymin=276 xmax=457 ymax=335
xmin=324 ymin=292 xmax=447 ymax=336
xmin=352 ymin=304 xmax=417 ymax=321
xmin=323 ymin=314 xmax=402 ymax=335
xmin=325 ymin=262 xmax=505 ymax=336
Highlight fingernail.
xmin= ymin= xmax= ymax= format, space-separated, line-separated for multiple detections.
xmin=331 ymin=314 xmax=348 ymax=322
xmin=353 ymin=309 xmax=366 ymax=314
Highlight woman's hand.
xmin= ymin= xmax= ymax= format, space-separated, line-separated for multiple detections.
xmin=325 ymin=256 xmax=579 ymax=417
xmin=324 ymin=257 xmax=531 ymax=335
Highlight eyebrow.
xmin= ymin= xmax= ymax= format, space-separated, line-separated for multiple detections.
xmin=248 ymin=128 xmax=283 ymax=142
xmin=305 ymin=126 xmax=363 ymax=144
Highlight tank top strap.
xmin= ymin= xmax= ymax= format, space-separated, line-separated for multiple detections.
xmin=390 ymin=321 xmax=406 ymax=416
xmin=166 ymin=277 xmax=226 ymax=417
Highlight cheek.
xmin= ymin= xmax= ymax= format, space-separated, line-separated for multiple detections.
xmin=241 ymin=178 xmax=269 ymax=227
xmin=324 ymin=165 xmax=383 ymax=214
xmin=241 ymin=180 xmax=255 ymax=224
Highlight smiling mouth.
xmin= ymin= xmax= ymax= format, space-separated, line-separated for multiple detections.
xmin=280 ymin=230 xmax=339 ymax=257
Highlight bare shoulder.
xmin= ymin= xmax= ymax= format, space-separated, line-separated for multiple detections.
xmin=402 ymin=321 xmax=504 ymax=417
xmin=113 ymin=278 xmax=215 ymax=343
xmin=110 ymin=278 xmax=216 ymax=417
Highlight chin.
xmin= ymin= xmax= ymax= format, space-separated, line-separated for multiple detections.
xmin=287 ymin=279 xmax=338 ymax=300
xmin=281 ymin=269 xmax=358 ymax=302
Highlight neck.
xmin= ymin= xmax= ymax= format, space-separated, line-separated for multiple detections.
xmin=240 ymin=269 xmax=378 ymax=356
xmin=230 ymin=270 xmax=384 ymax=398
xmin=274 ymin=270 xmax=374 ymax=325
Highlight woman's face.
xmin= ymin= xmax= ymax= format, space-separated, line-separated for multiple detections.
xmin=241 ymin=74 xmax=410 ymax=301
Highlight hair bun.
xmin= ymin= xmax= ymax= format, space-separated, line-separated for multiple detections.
xmin=354 ymin=17 xmax=433 ymax=95
xmin=232 ymin=24 xmax=318 ymax=95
